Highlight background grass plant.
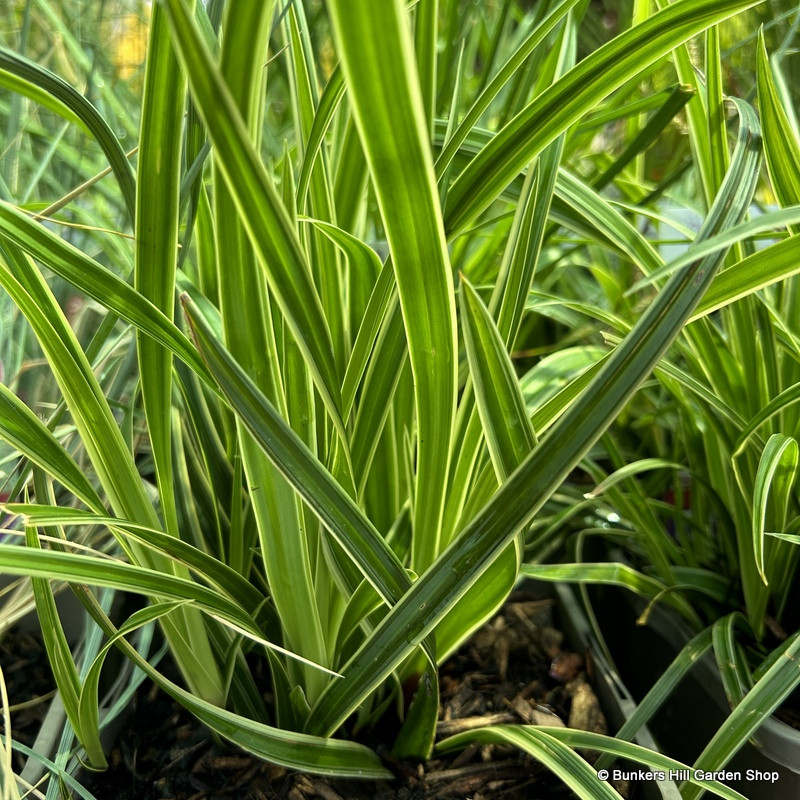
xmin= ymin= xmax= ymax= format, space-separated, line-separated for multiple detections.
xmin=0 ymin=0 xmax=798 ymax=797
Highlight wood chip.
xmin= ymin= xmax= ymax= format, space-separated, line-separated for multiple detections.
xmin=567 ymin=678 xmax=607 ymax=734
xmin=507 ymin=695 xmax=565 ymax=727
xmin=307 ymin=777 xmax=346 ymax=800
xmin=436 ymin=712 xmax=515 ymax=736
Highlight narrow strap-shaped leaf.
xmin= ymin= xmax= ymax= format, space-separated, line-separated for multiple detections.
xmin=585 ymin=459 xmax=687 ymax=499
xmin=78 ymin=601 xmax=189 ymax=758
xmin=434 ymin=0 xmax=581 ymax=178
xmin=705 ymin=25 xmax=729 ymax=195
xmin=521 ymin=563 xmax=701 ymax=628
xmin=629 ymin=206 xmax=800 ymax=294
xmin=654 ymin=359 xmax=748 ymax=433
xmin=691 ymin=234 xmax=800 ymax=319
xmin=521 ymin=562 xmax=666 ymax=599
xmin=757 ymin=29 xmax=800 ymax=234
xmin=340 ymin=253 xmax=396 ymax=419
xmin=439 ymin=727 xmax=747 ymax=800
xmin=300 ymin=218 xmax=382 ymax=318
xmin=0 ymin=240 xmax=225 ymax=703
xmin=440 ymin=726 xmax=624 ymax=800
xmin=442 ymin=122 xmax=568 ymax=546
xmin=8 ymin=726 xmax=98 ymax=799
xmin=135 ymin=0 xmax=192 ymax=536
xmin=443 ymin=0 xmax=762 ymax=234
xmin=160 ymin=0 xmax=345 ymax=438
xmin=296 ymin=67 xmax=345 ymax=210
xmin=0 ymin=54 xmax=86 ymax=133
xmin=594 ymin=627 xmax=714 ymax=771
xmin=351 ymin=300 xmax=407 ymax=490
xmin=305 ymin=100 xmax=761 ymax=736
xmin=441 ymin=162 xmax=545 ymax=545
xmin=436 ymin=38 xmax=466 ymax=209
xmin=0 ymin=243 xmax=156 ymax=526
xmin=0 ymin=201 xmax=212 ymax=383
xmin=0 ymin=47 xmax=136 ymax=220
xmin=436 ymin=144 xmax=571 ymax=653
xmin=77 ymin=596 xmax=391 ymax=778
xmin=751 ymin=434 xmax=799 ymax=585
xmin=494 ymin=140 xmax=564 ymax=344
xmin=661 ymin=0 xmax=719 ymax=209
xmin=328 ymin=0 xmax=457 ymax=572
xmin=0 ymin=381 xmax=104 ymax=512
xmin=578 ymin=86 xmax=684 ymax=131
xmin=24 ymin=519 xmax=106 ymax=769
xmin=300 ymin=219 xmax=389 ymax=419
xmin=391 ymin=663 xmax=438 ymax=760
xmin=4 ymin=504 xmax=264 ymax=613
xmin=552 ymin=170 xmax=663 ymax=275
xmin=286 ymin=5 xmax=347 ymax=375
xmin=712 ymin=613 xmax=753 ymax=709
xmin=0 ymin=545 xmax=287 ymax=655
xmin=187 ymin=295 xmax=435 ymax=668
xmin=332 ymin=114 xmax=368 ymax=235
xmin=685 ymin=628 xmax=800 ymax=800
xmin=414 ymin=0 xmax=438 ymax=134
xmin=213 ymin=0 xmax=329 ymax=701
xmin=436 ymin=122 xmax=665 ymax=275
xmin=460 ymin=275 xmax=536 ymax=479
xmin=592 ymin=83 xmax=695 ymax=191
xmin=733 ymin=382 xmax=800 ymax=458
xmin=182 ymin=298 xmax=418 ymax=615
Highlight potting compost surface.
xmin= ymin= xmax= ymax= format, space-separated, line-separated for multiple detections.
xmin=0 ymin=627 xmax=56 ymax=748
xmin=2 ymin=591 xmax=624 ymax=799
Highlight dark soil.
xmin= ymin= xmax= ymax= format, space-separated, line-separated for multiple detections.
xmin=0 ymin=627 xmax=56 ymax=752
xmin=3 ymin=591 xmax=625 ymax=800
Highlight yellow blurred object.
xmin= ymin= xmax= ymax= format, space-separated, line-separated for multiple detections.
xmin=110 ymin=7 xmax=150 ymax=82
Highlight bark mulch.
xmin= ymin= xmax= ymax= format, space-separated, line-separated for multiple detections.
xmin=3 ymin=590 xmax=625 ymax=799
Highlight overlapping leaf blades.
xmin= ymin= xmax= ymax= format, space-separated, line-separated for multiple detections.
xmin=2 ymin=0 xmax=798 ymax=794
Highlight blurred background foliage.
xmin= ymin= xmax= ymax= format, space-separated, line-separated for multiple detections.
xmin=3 ymin=0 xmax=798 ymax=211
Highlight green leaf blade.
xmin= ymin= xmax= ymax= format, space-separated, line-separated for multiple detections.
xmin=305 ymin=100 xmax=761 ymax=737
xmin=327 ymin=0 xmax=458 ymax=572
xmin=751 ymin=434 xmax=799 ymax=585
xmin=459 ymin=274 xmax=536 ymax=480
xmin=443 ymin=0 xmax=763 ymax=235
xmin=161 ymin=0 xmax=345 ymax=437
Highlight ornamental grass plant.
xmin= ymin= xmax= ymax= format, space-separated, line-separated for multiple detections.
xmin=519 ymin=15 xmax=800 ymax=793
xmin=0 ymin=0 xmax=797 ymax=798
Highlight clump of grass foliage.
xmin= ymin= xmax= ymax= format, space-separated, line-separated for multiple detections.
xmin=0 ymin=0 xmax=797 ymax=797
xmin=515 ymin=11 xmax=800 ymax=792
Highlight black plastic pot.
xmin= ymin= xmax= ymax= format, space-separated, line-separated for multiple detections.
xmin=587 ymin=584 xmax=800 ymax=800
xmin=549 ymin=582 xmax=682 ymax=800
